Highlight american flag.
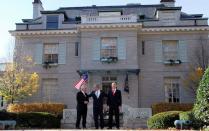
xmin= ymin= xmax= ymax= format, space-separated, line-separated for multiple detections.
xmin=74 ymin=73 xmax=88 ymax=90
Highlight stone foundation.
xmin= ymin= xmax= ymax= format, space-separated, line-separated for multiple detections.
xmin=61 ymin=104 xmax=152 ymax=129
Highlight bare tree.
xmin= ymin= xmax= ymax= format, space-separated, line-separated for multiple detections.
xmin=183 ymin=36 xmax=209 ymax=95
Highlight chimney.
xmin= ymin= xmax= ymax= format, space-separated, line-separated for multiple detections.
xmin=160 ymin=0 xmax=175 ymax=7
xmin=33 ymin=0 xmax=44 ymax=19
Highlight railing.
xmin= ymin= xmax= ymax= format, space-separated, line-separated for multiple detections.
xmin=81 ymin=14 xmax=138 ymax=24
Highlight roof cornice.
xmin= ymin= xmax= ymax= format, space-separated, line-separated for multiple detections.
xmin=141 ymin=26 xmax=209 ymax=34
xmin=79 ymin=23 xmax=142 ymax=31
xmin=9 ymin=30 xmax=78 ymax=36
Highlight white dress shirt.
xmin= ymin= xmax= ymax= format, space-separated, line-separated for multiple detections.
xmin=95 ymin=90 xmax=101 ymax=98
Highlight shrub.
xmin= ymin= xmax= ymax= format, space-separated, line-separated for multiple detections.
xmin=7 ymin=103 xmax=65 ymax=116
xmin=0 ymin=111 xmax=61 ymax=129
xmin=151 ymin=102 xmax=193 ymax=115
xmin=180 ymin=111 xmax=203 ymax=129
xmin=0 ymin=111 xmax=17 ymax=120
xmin=193 ymin=67 xmax=209 ymax=127
xmin=16 ymin=112 xmax=61 ymax=128
xmin=147 ymin=111 xmax=182 ymax=129
xmin=179 ymin=111 xmax=193 ymax=121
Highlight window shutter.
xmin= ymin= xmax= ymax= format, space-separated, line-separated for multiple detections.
xmin=178 ymin=41 xmax=188 ymax=62
xmin=58 ymin=43 xmax=66 ymax=64
xmin=155 ymin=41 xmax=163 ymax=62
xmin=118 ymin=38 xmax=126 ymax=60
xmin=92 ymin=38 xmax=100 ymax=60
xmin=35 ymin=43 xmax=43 ymax=64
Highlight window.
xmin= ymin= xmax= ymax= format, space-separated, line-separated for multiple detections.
xmin=0 ymin=96 xmax=3 ymax=107
xmin=142 ymin=41 xmax=145 ymax=55
xmin=44 ymin=44 xmax=58 ymax=64
xmin=42 ymin=79 xmax=58 ymax=102
xmin=163 ymin=40 xmax=178 ymax=61
xmin=75 ymin=42 xmax=79 ymax=56
xmin=164 ymin=78 xmax=180 ymax=103
xmin=46 ymin=15 xmax=58 ymax=29
xmin=101 ymin=37 xmax=117 ymax=58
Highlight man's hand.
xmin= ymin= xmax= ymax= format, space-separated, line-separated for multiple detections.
xmin=84 ymin=101 xmax=88 ymax=104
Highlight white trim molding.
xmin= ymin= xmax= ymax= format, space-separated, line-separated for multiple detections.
xmin=142 ymin=26 xmax=209 ymax=34
xmin=9 ymin=30 xmax=78 ymax=36
xmin=78 ymin=23 xmax=142 ymax=31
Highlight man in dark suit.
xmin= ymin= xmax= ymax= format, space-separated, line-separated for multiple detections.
xmin=107 ymin=82 xmax=122 ymax=129
xmin=88 ymin=84 xmax=106 ymax=129
xmin=76 ymin=84 xmax=89 ymax=129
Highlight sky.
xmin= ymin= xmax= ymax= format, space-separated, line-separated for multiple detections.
xmin=0 ymin=0 xmax=209 ymax=61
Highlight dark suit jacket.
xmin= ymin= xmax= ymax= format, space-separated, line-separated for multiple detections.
xmin=107 ymin=89 xmax=122 ymax=107
xmin=88 ymin=90 xmax=106 ymax=110
xmin=76 ymin=91 xmax=89 ymax=110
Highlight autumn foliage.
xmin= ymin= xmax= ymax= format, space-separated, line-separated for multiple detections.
xmin=0 ymin=63 xmax=39 ymax=103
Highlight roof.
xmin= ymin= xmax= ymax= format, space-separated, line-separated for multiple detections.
xmin=58 ymin=4 xmax=164 ymax=10
xmin=157 ymin=7 xmax=182 ymax=11
xmin=18 ymin=3 xmax=206 ymax=25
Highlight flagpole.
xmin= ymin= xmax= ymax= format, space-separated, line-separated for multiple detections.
xmin=87 ymin=71 xmax=90 ymax=91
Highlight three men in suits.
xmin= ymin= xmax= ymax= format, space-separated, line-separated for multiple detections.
xmin=107 ymin=82 xmax=122 ymax=129
xmin=88 ymin=84 xmax=106 ymax=129
xmin=76 ymin=84 xmax=89 ymax=129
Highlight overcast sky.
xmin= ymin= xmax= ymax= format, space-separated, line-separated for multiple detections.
xmin=0 ymin=0 xmax=208 ymax=61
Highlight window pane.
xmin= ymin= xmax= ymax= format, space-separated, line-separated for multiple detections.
xmin=164 ymin=77 xmax=180 ymax=103
xmin=101 ymin=37 xmax=117 ymax=58
xmin=75 ymin=42 xmax=79 ymax=56
xmin=47 ymin=23 xmax=58 ymax=29
xmin=47 ymin=16 xmax=58 ymax=22
xmin=163 ymin=40 xmax=178 ymax=60
xmin=47 ymin=15 xmax=58 ymax=29
xmin=44 ymin=44 xmax=58 ymax=63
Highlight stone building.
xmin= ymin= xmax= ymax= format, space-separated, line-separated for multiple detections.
xmin=10 ymin=0 xmax=209 ymax=110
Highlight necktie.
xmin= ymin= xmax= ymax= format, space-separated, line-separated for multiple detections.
xmin=112 ymin=90 xmax=115 ymax=96
xmin=96 ymin=91 xmax=99 ymax=98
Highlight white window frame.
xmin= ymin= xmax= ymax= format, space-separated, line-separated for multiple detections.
xmin=43 ymin=43 xmax=59 ymax=64
xmin=164 ymin=77 xmax=180 ymax=103
xmin=100 ymin=37 xmax=117 ymax=58
xmin=163 ymin=40 xmax=179 ymax=61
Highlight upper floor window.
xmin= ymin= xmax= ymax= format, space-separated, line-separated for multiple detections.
xmin=163 ymin=40 xmax=178 ymax=61
xmin=46 ymin=15 xmax=58 ymax=29
xmin=75 ymin=42 xmax=79 ymax=56
xmin=101 ymin=37 xmax=117 ymax=58
xmin=164 ymin=77 xmax=180 ymax=103
xmin=44 ymin=44 xmax=58 ymax=64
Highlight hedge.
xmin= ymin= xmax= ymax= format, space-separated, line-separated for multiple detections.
xmin=7 ymin=103 xmax=65 ymax=116
xmin=0 ymin=111 xmax=61 ymax=129
xmin=180 ymin=111 xmax=203 ymax=129
xmin=151 ymin=103 xmax=193 ymax=115
xmin=147 ymin=111 xmax=182 ymax=129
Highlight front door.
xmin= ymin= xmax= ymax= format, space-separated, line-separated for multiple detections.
xmin=102 ymin=76 xmax=117 ymax=104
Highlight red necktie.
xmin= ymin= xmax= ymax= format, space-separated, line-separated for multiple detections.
xmin=112 ymin=90 xmax=115 ymax=96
